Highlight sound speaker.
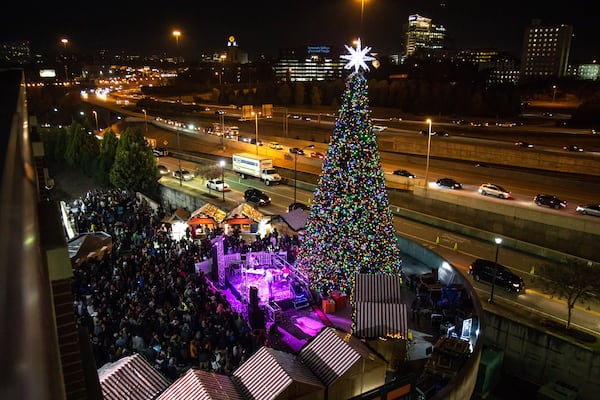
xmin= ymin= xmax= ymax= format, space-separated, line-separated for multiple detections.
xmin=248 ymin=307 xmax=265 ymax=330
xmin=249 ymin=286 xmax=259 ymax=309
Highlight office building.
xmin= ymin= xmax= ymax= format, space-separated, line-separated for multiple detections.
xmin=520 ymin=19 xmax=573 ymax=80
xmin=405 ymin=14 xmax=446 ymax=57
xmin=273 ymin=45 xmax=345 ymax=82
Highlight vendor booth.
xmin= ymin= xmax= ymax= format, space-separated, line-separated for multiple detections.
xmin=187 ymin=203 xmax=227 ymax=238
xmin=224 ymin=203 xmax=267 ymax=236
xmin=160 ymin=207 xmax=191 ymax=240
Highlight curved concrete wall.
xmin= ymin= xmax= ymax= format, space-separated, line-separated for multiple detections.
xmin=396 ymin=236 xmax=485 ymax=400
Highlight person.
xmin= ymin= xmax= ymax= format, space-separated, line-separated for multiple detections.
xmin=265 ymin=268 xmax=274 ymax=298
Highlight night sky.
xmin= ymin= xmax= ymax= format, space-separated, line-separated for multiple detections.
xmin=1 ymin=1 xmax=595 ymax=62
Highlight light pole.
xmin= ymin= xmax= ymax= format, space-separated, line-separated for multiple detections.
xmin=253 ymin=111 xmax=261 ymax=155
xmin=220 ymin=160 xmax=226 ymax=202
xmin=92 ymin=110 xmax=98 ymax=132
xmin=294 ymin=145 xmax=314 ymax=205
xmin=142 ymin=109 xmax=148 ymax=134
xmin=60 ymin=38 xmax=69 ymax=82
xmin=172 ymin=30 xmax=181 ymax=103
xmin=552 ymin=85 xmax=557 ymax=102
xmin=425 ymin=118 xmax=432 ymax=189
xmin=283 ymin=107 xmax=288 ymax=137
xmin=218 ymin=110 xmax=225 ymax=150
xmin=488 ymin=237 xmax=503 ymax=303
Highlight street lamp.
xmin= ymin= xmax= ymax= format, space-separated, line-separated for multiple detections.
xmin=142 ymin=109 xmax=148 ymax=134
xmin=220 ymin=160 xmax=226 ymax=202
xmin=488 ymin=237 xmax=503 ymax=303
xmin=252 ymin=111 xmax=261 ymax=155
xmin=92 ymin=110 xmax=98 ymax=132
xmin=60 ymin=38 xmax=69 ymax=82
xmin=294 ymin=145 xmax=314 ymax=205
xmin=425 ymin=118 xmax=432 ymax=189
xmin=217 ymin=110 xmax=225 ymax=150
xmin=552 ymin=85 xmax=557 ymax=102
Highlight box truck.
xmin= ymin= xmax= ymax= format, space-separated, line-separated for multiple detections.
xmin=232 ymin=153 xmax=282 ymax=185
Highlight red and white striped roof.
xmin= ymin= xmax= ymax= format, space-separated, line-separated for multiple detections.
xmin=299 ymin=327 xmax=373 ymax=386
xmin=232 ymin=346 xmax=324 ymax=400
xmin=352 ymin=273 xmax=408 ymax=339
xmin=353 ymin=273 xmax=403 ymax=303
xmin=98 ymin=354 xmax=169 ymax=400
xmin=157 ymin=368 xmax=242 ymax=400
xmin=353 ymin=301 xmax=408 ymax=339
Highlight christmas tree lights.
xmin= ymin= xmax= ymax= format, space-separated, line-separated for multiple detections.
xmin=295 ymin=40 xmax=402 ymax=296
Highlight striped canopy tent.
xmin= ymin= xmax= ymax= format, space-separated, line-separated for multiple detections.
xmin=298 ymin=327 xmax=387 ymax=399
xmin=188 ymin=203 xmax=227 ymax=227
xmin=97 ymin=353 xmax=170 ymax=400
xmin=232 ymin=346 xmax=325 ymax=400
xmin=157 ymin=368 xmax=243 ymax=400
xmin=352 ymin=273 xmax=408 ymax=339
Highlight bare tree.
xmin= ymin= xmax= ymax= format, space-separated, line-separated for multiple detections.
xmin=538 ymin=261 xmax=600 ymax=328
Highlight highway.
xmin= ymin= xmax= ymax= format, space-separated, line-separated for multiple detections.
xmin=84 ymin=92 xmax=600 ymax=335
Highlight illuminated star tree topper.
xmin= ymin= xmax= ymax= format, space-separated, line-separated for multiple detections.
xmin=340 ymin=38 xmax=376 ymax=73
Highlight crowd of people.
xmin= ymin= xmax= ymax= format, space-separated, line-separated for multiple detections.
xmin=68 ymin=189 xmax=297 ymax=380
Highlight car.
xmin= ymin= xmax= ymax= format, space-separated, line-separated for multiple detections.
xmin=575 ymin=204 xmax=600 ymax=217
xmin=533 ymin=194 xmax=567 ymax=209
xmin=515 ymin=141 xmax=534 ymax=148
xmin=289 ymin=147 xmax=305 ymax=155
xmin=157 ymin=164 xmax=170 ymax=176
xmin=288 ymin=202 xmax=309 ymax=212
xmin=393 ymin=169 xmax=415 ymax=178
xmin=478 ymin=183 xmax=511 ymax=199
xmin=152 ymin=147 xmax=168 ymax=157
xmin=563 ymin=145 xmax=584 ymax=152
xmin=372 ymin=125 xmax=387 ymax=132
xmin=268 ymin=142 xmax=283 ymax=150
xmin=310 ymin=151 xmax=325 ymax=159
xmin=436 ymin=178 xmax=462 ymax=190
xmin=469 ymin=258 xmax=525 ymax=293
xmin=244 ymin=188 xmax=271 ymax=206
xmin=419 ymin=130 xmax=436 ymax=136
xmin=206 ymin=178 xmax=230 ymax=192
xmin=172 ymin=169 xmax=194 ymax=181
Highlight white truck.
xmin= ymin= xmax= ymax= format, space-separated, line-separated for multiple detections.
xmin=232 ymin=153 xmax=282 ymax=186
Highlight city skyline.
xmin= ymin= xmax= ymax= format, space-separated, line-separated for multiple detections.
xmin=0 ymin=0 xmax=596 ymax=62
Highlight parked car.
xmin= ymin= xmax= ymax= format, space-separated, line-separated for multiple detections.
xmin=563 ymin=145 xmax=584 ymax=152
xmin=152 ymin=147 xmax=168 ymax=157
xmin=172 ymin=169 xmax=194 ymax=181
xmin=244 ymin=188 xmax=271 ymax=206
xmin=289 ymin=147 xmax=305 ymax=155
xmin=393 ymin=169 xmax=415 ymax=178
xmin=310 ymin=151 xmax=325 ymax=159
xmin=533 ymin=194 xmax=567 ymax=209
xmin=206 ymin=178 xmax=230 ymax=192
xmin=515 ymin=141 xmax=534 ymax=148
xmin=469 ymin=258 xmax=525 ymax=293
xmin=478 ymin=183 xmax=511 ymax=199
xmin=157 ymin=164 xmax=170 ymax=176
xmin=436 ymin=178 xmax=462 ymax=190
xmin=268 ymin=142 xmax=283 ymax=150
xmin=575 ymin=204 xmax=600 ymax=217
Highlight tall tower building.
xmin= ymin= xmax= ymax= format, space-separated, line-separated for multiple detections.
xmin=405 ymin=14 xmax=446 ymax=57
xmin=520 ymin=19 xmax=573 ymax=80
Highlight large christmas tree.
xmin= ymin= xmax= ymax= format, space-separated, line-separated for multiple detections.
xmin=295 ymin=40 xmax=402 ymax=296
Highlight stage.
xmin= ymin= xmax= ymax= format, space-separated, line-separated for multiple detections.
xmin=224 ymin=260 xmax=312 ymax=318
